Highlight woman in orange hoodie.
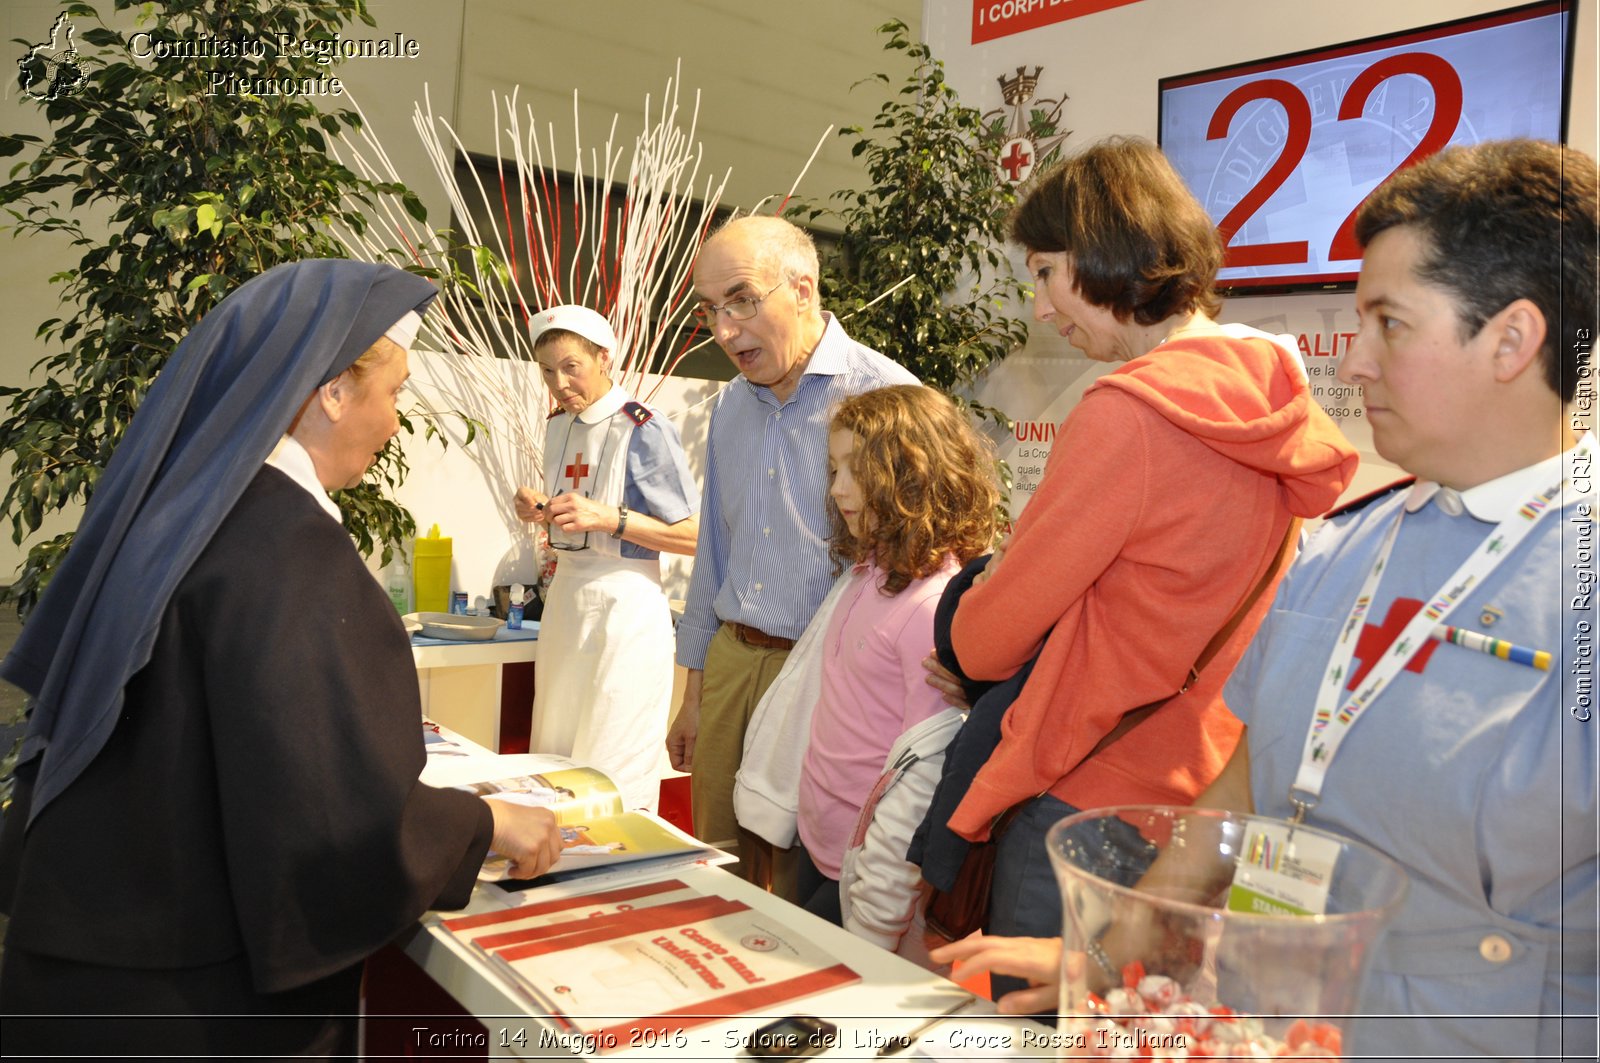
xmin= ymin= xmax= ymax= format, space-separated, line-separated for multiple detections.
xmin=933 ymin=137 xmax=1358 ymax=990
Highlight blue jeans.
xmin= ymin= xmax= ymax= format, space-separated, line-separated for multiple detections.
xmin=986 ymin=794 xmax=1155 ymax=1002
xmin=794 ymin=843 xmax=843 ymax=926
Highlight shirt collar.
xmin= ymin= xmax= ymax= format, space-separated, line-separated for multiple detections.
xmin=266 ymin=435 xmax=342 ymax=522
xmin=575 ymin=381 xmax=627 ymax=424
xmin=1404 ymin=431 xmax=1593 ymax=521
xmin=801 ymin=313 xmax=849 ymax=378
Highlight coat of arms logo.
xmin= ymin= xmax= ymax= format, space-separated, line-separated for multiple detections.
xmin=979 ymin=65 xmax=1071 ymax=184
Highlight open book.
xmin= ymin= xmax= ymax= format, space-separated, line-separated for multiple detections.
xmin=464 ymin=767 xmax=720 ymax=885
xmin=421 ymin=721 xmax=729 ymax=888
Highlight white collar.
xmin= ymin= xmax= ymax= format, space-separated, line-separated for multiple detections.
xmin=575 ymin=382 xmax=627 ymax=425
xmin=266 ymin=436 xmax=342 ymax=522
xmin=1405 ymin=431 xmax=1593 ymax=521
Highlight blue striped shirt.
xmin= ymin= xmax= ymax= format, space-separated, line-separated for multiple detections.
xmin=675 ymin=314 xmax=916 ymax=669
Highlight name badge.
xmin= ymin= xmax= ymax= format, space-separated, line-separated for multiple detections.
xmin=1226 ymin=821 xmax=1340 ymax=916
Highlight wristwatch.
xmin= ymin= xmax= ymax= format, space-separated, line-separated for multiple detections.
xmin=611 ymin=503 xmax=629 ymax=539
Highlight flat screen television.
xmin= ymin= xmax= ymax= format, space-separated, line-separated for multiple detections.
xmin=1158 ymin=1 xmax=1575 ymax=294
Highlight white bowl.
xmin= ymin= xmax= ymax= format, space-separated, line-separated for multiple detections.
xmin=404 ymin=611 xmax=503 ymax=641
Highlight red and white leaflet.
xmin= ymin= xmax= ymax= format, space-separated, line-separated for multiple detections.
xmin=440 ymin=878 xmax=704 ymax=952
xmin=486 ymin=894 xmax=859 ymax=1050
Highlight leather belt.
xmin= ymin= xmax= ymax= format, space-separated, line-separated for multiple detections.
xmin=727 ymin=621 xmax=796 ymax=651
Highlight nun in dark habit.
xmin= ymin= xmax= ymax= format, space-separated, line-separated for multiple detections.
xmin=0 ymin=260 xmax=562 ymax=1057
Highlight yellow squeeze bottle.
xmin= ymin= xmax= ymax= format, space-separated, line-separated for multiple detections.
xmin=412 ymin=524 xmax=452 ymax=614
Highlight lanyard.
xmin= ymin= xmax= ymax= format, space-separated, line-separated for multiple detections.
xmin=545 ymin=410 xmax=621 ymax=552
xmin=1289 ymin=439 xmax=1588 ymax=824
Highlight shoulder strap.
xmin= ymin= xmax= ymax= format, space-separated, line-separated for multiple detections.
xmin=1087 ymin=515 xmax=1303 ymax=760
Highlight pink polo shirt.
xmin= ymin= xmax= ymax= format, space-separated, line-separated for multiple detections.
xmin=797 ymin=557 xmax=958 ymax=879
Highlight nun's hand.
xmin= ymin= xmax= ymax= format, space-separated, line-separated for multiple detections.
xmin=485 ymin=801 xmax=563 ymax=879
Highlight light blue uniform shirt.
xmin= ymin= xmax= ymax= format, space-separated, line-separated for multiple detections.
xmin=619 ymin=404 xmax=698 ymax=561
xmin=1226 ymin=452 xmax=1597 ymax=1062
xmin=675 ymin=313 xmax=916 ymax=669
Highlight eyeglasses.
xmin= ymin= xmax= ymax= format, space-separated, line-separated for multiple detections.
xmin=547 ymin=496 xmax=591 ymax=552
xmin=691 ymin=279 xmax=788 ymax=326
xmin=549 ymin=528 xmax=589 ymax=552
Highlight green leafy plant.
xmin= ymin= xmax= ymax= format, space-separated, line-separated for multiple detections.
xmin=786 ymin=19 xmax=1030 ymax=423
xmin=0 ymin=0 xmax=436 ymax=618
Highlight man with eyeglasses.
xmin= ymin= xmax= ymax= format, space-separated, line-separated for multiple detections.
xmin=669 ymin=215 xmax=915 ymax=893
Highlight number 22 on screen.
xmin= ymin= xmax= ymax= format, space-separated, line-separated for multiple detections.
xmin=1208 ymin=53 xmax=1464 ymax=268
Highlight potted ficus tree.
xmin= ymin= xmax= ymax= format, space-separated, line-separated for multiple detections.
xmin=786 ymin=19 xmax=1036 ymax=428
xmin=0 ymin=0 xmax=439 ymax=621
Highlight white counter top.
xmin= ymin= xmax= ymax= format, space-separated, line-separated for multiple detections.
xmin=404 ymin=726 xmax=1050 ymax=1060
xmin=402 ymin=865 xmax=1047 ymax=1060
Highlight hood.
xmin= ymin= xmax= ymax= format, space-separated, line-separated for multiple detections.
xmin=1089 ymin=325 xmax=1357 ymax=516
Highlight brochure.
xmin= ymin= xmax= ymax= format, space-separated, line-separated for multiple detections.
xmin=441 ymin=878 xmax=707 ymax=952
xmin=465 ymin=768 xmax=724 ymax=885
xmin=478 ymin=893 xmax=860 ymax=1051
xmin=419 ymin=723 xmax=731 ymax=887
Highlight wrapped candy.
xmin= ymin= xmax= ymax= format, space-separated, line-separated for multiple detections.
xmin=1052 ymin=808 xmax=1402 ymax=1063
xmin=1074 ymin=961 xmax=1346 ymax=1060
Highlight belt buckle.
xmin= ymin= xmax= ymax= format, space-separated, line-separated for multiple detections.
xmin=737 ymin=623 xmax=777 ymax=649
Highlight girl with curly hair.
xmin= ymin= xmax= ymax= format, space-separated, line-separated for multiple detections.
xmin=792 ymin=384 xmax=998 ymax=925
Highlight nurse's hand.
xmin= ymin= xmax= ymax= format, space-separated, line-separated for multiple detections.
xmin=513 ymin=486 xmax=550 ymax=524
xmin=544 ymin=492 xmax=619 ymax=536
xmin=485 ymin=801 xmax=563 ymax=879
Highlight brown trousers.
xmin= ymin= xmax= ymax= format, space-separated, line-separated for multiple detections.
xmin=690 ymin=624 xmax=801 ymax=899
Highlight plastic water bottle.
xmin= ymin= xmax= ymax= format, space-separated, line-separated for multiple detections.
xmin=385 ymin=556 xmax=410 ymax=614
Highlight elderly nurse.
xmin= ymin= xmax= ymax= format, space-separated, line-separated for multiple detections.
xmin=513 ymin=306 xmax=699 ymax=812
xmin=0 ymin=261 xmax=562 ymax=1058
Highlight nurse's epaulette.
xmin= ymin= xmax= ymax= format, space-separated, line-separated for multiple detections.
xmin=623 ymin=400 xmax=653 ymax=426
xmin=1324 ymin=476 xmax=1416 ymax=519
